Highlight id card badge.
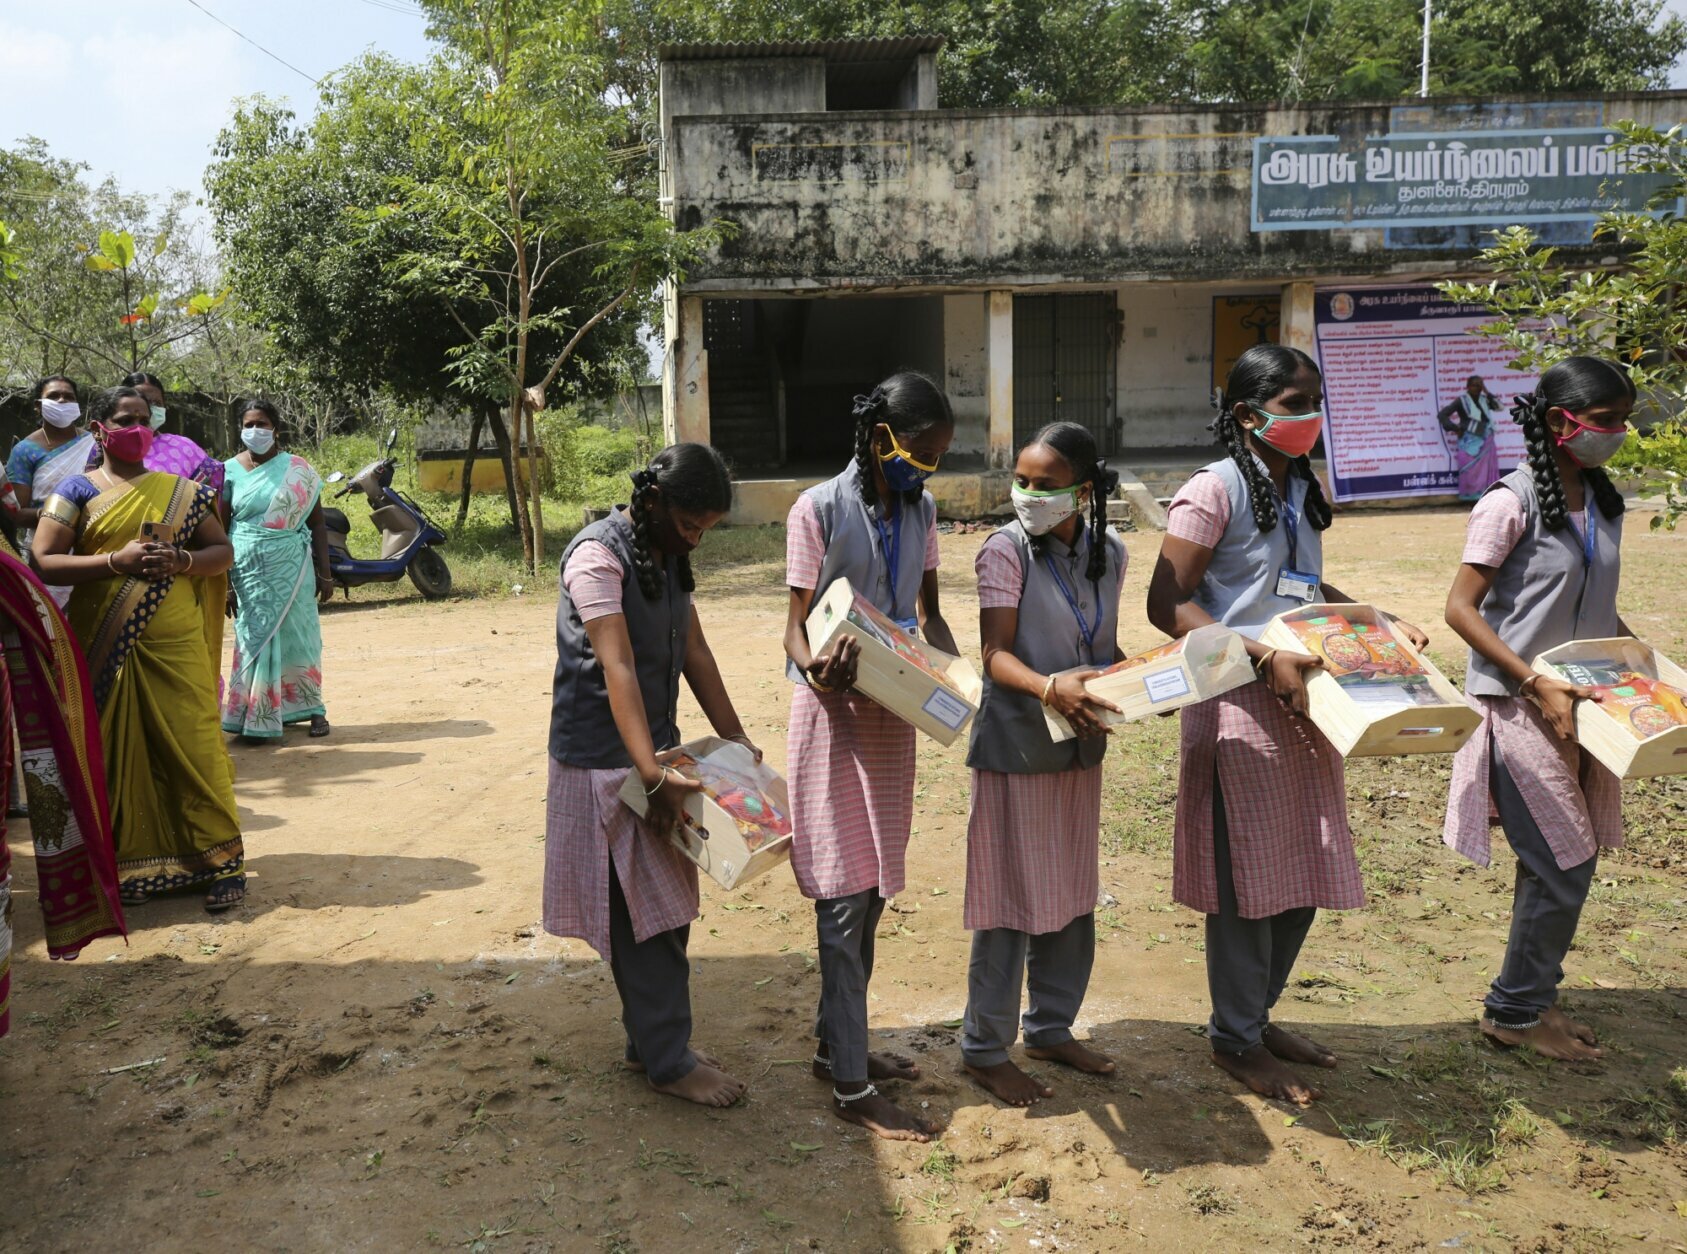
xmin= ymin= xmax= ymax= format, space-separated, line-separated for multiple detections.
xmin=895 ymin=616 xmax=920 ymax=639
xmin=1276 ymin=568 xmax=1319 ymax=603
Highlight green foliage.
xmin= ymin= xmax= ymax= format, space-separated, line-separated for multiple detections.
xmin=1439 ymin=122 xmax=1687 ymax=530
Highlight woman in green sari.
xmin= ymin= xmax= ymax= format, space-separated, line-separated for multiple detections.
xmin=32 ymin=387 xmax=245 ymax=911
xmin=221 ymin=399 xmax=331 ymax=740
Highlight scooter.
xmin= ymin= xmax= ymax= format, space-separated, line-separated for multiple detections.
xmin=321 ymin=426 xmax=453 ymax=600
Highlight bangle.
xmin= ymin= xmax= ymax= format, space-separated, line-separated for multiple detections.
xmin=107 ymin=552 xmax=118 ymax=574
xmin=1519 ymin=674 xmax=1542 ymax=701
xmin=808 ymin=677 xmax=835 ymax=693
xmin=1254 ymin=648 xmax=1278 ymax=676
xmin=1040 ymin=675 xmax=1056 ymax=706
xmin=642 ymin=766 xmax=670 ymax=796
xmin=182 ymin=549 xmax=194 ymax=573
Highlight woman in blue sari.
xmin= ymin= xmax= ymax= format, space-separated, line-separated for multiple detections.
xmin=7 ymin=377 xmax=98 ymax=604
xmin=221 ymin=400 xmax=332 ymax=741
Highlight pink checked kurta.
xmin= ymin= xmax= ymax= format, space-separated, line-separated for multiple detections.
xmin=965 ymin=533 xmax=1111 ymax=934
xmin=542 ymin=541 xmax=699 ymax=960
xmin=1443 ymin=491 xmax=1623 ymax=870
xmin=785 ymin=492 xmax=939 ymax=901
xmin=1167 ymin=472 xmax=1365 ymax=918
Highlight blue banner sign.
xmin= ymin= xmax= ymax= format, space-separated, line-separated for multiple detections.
xmin=1252 ymin=127 xmax=1680 ymax=232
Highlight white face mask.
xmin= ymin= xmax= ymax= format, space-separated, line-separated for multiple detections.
xmin=149 ymin=404 xmax=168 ymax=431
xmin=1012 ymin=484 xmax=1082 ymax=537
xmin=40 ymin=398 xmax=81 ymax=428
xmin=241 ymin=426 xmax=277 ymax=456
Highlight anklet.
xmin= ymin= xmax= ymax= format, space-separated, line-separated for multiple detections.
xmin=1483 ymin=1015 xmax=1540 ymax=1032
xmin=833 ymin=1083 xmax=878 ymax=1104
xmin=812 ymin=1051 xmax=831 ymax=1069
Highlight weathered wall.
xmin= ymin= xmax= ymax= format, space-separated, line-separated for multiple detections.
xmin=669 ymin=94 xmax=1687 ymax=289
xmin=658 ymin=58 xmax=824 ymax=146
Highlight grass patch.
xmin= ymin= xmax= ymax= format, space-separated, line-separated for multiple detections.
xmin=1183 ymin=1183 xmax=1235 ymax=1216
xmin=1099 ymin=714 xmax=1180 ymax=857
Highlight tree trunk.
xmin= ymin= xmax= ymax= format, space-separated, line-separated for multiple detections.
xmin=486 ymin=407 xmax=523 ymax=540
xmin=524 ymin=406 xmax=546 ymax=569
xmin=454 ymin=405 xmax=486 ymax=532
xmin=506 ymin=390 xmax=536 ymax=569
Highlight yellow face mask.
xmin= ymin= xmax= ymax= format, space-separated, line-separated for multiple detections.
xmin=877 ymin=426 xmax=940 ymax=486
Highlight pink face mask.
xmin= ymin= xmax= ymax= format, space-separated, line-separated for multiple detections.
xmin=98 ymin=422 xmax=155 ymax=464
xmin=1248 ymin=404 xmax=1325 ymax=459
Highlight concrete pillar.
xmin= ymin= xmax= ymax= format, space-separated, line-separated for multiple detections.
xmin=987 ymin=289 xmax=1014 ymax=469
xmin=1280 ymin=280 xmax=1316 ymax=355
xmin=664 ymin=291 xmax=709 ymax=447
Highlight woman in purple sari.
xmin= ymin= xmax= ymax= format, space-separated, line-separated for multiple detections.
xmin=1437 ymin=375 xmax=1507 ymax=503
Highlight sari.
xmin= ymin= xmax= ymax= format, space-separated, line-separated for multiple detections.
xmin=1441 ymin=394 xmax=1504 ymax=501
xmin=7 ymin=432 xmax=98 ymax=605
xmin=47 ymin=472 xmax=242 ymax=902
xmin=222 ymin=454 xmax=326 ymax=738
xmin=0 ymin=550 xmax=125 ymax=1039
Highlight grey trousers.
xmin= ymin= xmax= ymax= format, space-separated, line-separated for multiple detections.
xmin=1485 ymin=732 xmax=1598 ymax=1027
xmin=608 ymin=861 xmax=696 ymax=1087
xmin=813 ymin=889 xmax=886 ymax=1085
xmin=961 ymin=914 xmax=1095 ymax=1066
xmin=1205 ymin=776 xmax=1316 ymax=1055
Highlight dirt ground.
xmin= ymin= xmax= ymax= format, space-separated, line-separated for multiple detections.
xmin=5 ymin=508 xmax=1687 ymax=1253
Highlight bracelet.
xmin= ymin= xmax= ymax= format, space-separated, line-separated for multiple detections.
xmin=1254 ymin=648 xmax=1278 ymax=676
xmin=808 ymin=677 xmax=835 ymax=693
xmin=1519 ymin=674 xmax=1542 ymax=701
xmin=1040 ymin=675 xmax=1056 ymax=707
xmin=107 ymin=552 xmax=118 ymax=574
xmin=642 ymin=766 xmax=670 ymax=796
xmin=182 ymin=549 xmax=194 ymax=573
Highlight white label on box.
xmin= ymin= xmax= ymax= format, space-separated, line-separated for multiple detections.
xmin=922 ymin=686 xmax=971 ymax=731
xmin=1144 ymin=668 xmax=1192 ymax=704
xmin=1396 ymin=727 xmax=1445 ymax=737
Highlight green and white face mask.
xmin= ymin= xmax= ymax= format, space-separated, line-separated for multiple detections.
xmin=1011 ymin=483 xmax=1081 ymax=536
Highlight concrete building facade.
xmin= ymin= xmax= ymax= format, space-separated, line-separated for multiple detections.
xmin=656 ymin=38 xmax=1686 ymax=521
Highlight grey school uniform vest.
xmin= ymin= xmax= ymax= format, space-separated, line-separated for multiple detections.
xmin=550 ymin=507 xmax=691 ymax=768
xmin=785 ymin=462 xmax=936 ymax=683
xmin=1465 ymin=466 xmax=1622 ymax=698
xmin=966 ymin=521 xmax=1125 ymax=775
xmin=1191 ymin=455 xmax=1325 ymax=640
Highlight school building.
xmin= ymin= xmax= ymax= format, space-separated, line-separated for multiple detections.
xmin=656 ymin=37 xmax=1686 ymax=521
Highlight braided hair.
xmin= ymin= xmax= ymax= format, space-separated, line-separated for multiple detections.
xmin=1023 ymin=421 xmax=1119 ymax=586
xmin=627 ymin=442 xmax=733 ymax=599
xmin=851 ymin=370 xmax=955 ymax=515
xmin=1209 ymin=344 xmax=1333 ymax=534
xmin=1515 ymin=355 xmax=1632 ymax=531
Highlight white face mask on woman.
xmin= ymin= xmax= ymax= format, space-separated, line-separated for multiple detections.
xmin=241 ymin=426 xmax=277 ymax=456
xmin=1011 ymin=484 xmax=1084 ymax=536
xmin=40 ymin=398 xmax=81 ymax=428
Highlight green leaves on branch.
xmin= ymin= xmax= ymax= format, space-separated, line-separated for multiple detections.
xmin=1438 ymin=122 xmax=1687 ymax=530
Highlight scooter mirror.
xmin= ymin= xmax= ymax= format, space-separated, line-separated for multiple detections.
xmin=385 ymin=426 xmax=398 ymax=451
xmin=326 ymin=471 xmax=345 ymax=483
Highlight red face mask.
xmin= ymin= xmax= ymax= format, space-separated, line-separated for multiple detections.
xmin=99 ymin=422 xmax=154 ymax=464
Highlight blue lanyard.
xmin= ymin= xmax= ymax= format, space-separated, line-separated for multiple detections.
xmin=1269 ymin=479 xmax=1301 ymax=569
xmin=1043 ymin=543 xmax=1100 ymax=660
xmin=1566 ymin=509 xmax=1596 ymax=569
xmin=874 ymin=505 xmax=903 ymax=619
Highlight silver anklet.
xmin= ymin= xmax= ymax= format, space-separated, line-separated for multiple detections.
xmin=833 ymin=1083 xmax=879 ymax=1104
xmin=813 ymin=1051 xmax=830 ymax=1069
xmin=1483 ymin=1015 xmax=1541 ymax=1032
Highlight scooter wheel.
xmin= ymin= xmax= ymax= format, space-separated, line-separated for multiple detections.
xmin=408 ymin=546 xmax=453 ymax=599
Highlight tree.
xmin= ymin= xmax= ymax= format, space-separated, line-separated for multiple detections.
xmin=388 ymin=0 xmax=727 ymax=572
xmin=1438 ymin=123 xmax=1687 ymax=529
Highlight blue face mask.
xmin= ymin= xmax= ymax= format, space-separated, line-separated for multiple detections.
xmin=241 ymin=426 xmax=276 ymax=455
xmin=877 ymin=426 xmax=939 ymax=492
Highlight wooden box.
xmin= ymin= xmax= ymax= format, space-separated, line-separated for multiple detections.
xmin=1044 ymin=624 xmax=1255 ymax=742
xmin=1261 ymin=603 xmax=1481 ymax=758
xmin=1532 ymin=637 xmax=1687 ymax=779
xmin=618 ymin=736 xmax=793 ymax=890
xmin=805 ymin=579 xmax=983 ymax=746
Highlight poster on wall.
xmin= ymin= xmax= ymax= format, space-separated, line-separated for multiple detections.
xmin=1314 ymin=286 xmax=1537 ymax=502
xmin=1211 ymin=295 xmax=1280 ymax=390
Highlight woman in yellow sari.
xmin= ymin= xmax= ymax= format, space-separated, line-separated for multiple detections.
xmin=32 ymin=387 xmax=245 ymax=911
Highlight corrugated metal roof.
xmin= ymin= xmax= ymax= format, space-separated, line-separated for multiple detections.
xmin=657 ymin=36 xmax=945 ymax=64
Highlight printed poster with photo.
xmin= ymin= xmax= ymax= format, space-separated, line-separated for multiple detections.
xmin=1313 ymin=285 xmax=1539 ymax=502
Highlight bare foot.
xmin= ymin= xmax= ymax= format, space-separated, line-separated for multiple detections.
xmin=1543 ymin=1005 xmax=1599 ymax=1047
xmin=832 ymin=1088 xmax=940 ymax=1141
xmin=1025 ymin=1039 xmax=1116 ymax=1075
xmin=1482 ymin=1016 xmax=1603 ymax=1061
xmin=1211 ymin=1045 xmax=1323 ymax=1105
xmin=1262 ymin=1023 xmax=1337 ymax=1069
xmin=650 ymin=1061 xmax=747 ymax=1108
xmin=811 ymin=1050 xmax=922 ymax=1083
xmin=964 ymin=1059 xmax=1053 ymax=1106
xmin=625 ymin=1049 xmax=723 ymax=1073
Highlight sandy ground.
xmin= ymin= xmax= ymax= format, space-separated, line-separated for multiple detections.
xmin=4 ymin=508 xmax=1687 ymax=1253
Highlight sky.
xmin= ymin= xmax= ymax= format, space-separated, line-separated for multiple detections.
xmin=3 ymin=0 xmax=1687 ymax=211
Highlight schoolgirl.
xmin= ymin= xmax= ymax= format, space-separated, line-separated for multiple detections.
xmin=961 ymin=422 xmax=1125 ymax=1107
xmin=1442 ymin=356 xmax=1635 ymax=1062
xmin=1145 ymin=344 xmax=1426 ymax=1106
xmin=543 ymin=443 xmax=753 ymax=1108
xmin=783 ymin=371 xmax=957 ymax=1142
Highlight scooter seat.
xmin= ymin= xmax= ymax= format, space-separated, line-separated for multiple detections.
xmin=322 ymin=507 xmax=352 ymax=535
